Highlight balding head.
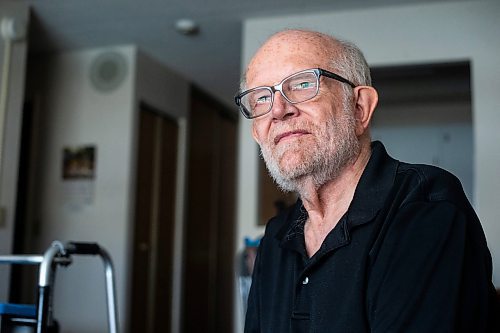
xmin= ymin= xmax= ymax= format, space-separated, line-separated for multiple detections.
xmin=248 ymin=30 xmax=341 ymax=73
xmin=244 ymin=29 xmax=371 ymax=91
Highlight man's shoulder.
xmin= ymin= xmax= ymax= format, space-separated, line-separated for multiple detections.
xmin=395 ymin=161 xmax=467 ymax=205
xmin=397 ymin=161 xmax=459 ymax=183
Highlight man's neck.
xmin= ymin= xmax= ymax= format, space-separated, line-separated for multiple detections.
xmin=301 ymin=143 xmax=372 ymax=256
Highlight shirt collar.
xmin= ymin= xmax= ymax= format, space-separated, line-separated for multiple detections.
xmin=276 ymin=141 xmax=398 ymax=252
xmin=347 ymin=141 xmax=398 ymax=228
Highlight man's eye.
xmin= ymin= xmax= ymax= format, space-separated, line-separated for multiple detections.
xmin=291 ymin=81 xmax=315 ymax=90
xmin=255 ymin=95 xmax=271 ymax=104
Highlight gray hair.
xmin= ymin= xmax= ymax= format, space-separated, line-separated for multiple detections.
xmin=327 ymin=39 xmax=371 ymax=99
xmin=332 ymin=40 xmax=372 ymax=87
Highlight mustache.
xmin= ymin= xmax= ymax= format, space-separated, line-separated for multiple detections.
xmin=268 ymin=120 xmax=318 ymax=144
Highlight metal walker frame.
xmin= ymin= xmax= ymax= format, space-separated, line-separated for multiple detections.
xmin=0 ymin=241 xmax=119 ymax=333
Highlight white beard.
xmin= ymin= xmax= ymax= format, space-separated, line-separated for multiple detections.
xmin=259 ymin=102 xmax=360 ymax=193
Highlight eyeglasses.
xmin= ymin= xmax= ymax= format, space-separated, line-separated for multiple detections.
xmin=235 ymin=68 xmax=356 ymax=119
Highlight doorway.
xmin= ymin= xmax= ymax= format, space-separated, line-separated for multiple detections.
xmin=129 ymin=102 xmax=179 ymax=333
xmin=10 ymin=97 xmax=40 ymax=304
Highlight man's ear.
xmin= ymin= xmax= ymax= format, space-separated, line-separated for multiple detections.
xmin=353 ymin=86 xmax=378 ymax=136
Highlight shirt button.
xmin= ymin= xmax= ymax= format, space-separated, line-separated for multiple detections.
xmin=302 ymin=277 xmax=309 ymax=285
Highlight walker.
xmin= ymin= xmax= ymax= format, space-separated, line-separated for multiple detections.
xmin=0 ymin=241 xmax=119 ymax=333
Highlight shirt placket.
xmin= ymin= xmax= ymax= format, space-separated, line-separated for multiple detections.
xmin=291 ymin=260 xmax=312 ymax=333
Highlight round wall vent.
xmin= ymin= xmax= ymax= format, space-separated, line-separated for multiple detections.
xmin=89 ymin=51 xmax=128 ymax=92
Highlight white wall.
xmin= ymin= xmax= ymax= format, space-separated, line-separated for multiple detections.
xmin=32 ymin=46 xmax=189 ymax=333
xmin=0 ymin=2 xmax=29 ymax=300
xmin=237 ymin=2 xmax=500 ymax=326
xmin=33 ymin=45 xmax=137 ymax=332
xmin=31 ymin=46 xmax=191 ymax=333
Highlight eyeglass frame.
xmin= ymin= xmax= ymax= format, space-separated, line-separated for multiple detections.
xmin=235 ymin=68 xmax=356 ymax=119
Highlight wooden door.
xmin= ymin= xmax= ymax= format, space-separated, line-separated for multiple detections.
xmin=182 ymin=87 xmax=237 ymax=333
xmin=130 ymin=103 xmax=178 ymax=333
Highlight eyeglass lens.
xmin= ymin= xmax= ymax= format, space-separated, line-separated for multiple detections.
xmin=241 ymin=71 xmax=319 ymax=118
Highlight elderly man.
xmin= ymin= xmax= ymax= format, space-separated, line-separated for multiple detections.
xmin=235 ymin=29 xmax=499 ymax=332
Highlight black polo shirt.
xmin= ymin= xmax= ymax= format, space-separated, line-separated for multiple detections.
xmin=245 ymin=141 xmax=499 ymax=333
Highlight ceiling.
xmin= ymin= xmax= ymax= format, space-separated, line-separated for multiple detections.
xmin=22 ymin=0 xmax=452 ymax=109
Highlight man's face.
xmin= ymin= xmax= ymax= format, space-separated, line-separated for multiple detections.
xmin=247 ymin=34 xmax=360 ymax=192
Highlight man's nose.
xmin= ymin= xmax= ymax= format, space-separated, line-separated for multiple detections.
xmin=271 ymin=92 xmax=298 ymax=120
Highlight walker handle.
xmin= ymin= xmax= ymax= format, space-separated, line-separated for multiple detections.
xmin=65 ymin=241 xmax=120 ymax=333
xmin=65 ymin=242 xmax=101 ymax=255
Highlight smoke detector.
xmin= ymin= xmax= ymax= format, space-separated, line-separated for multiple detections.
xmin=175 ymin=19 xmax=199 ymax=36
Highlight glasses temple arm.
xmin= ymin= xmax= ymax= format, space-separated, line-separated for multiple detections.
xmin=318 ymin=69 xmax=356 ymax=88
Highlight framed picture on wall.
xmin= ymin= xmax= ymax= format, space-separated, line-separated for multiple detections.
xmin=62 ymin=145 xmax=96 ymax=180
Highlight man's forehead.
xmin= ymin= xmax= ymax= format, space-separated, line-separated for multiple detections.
xmin=246 ymin=30 xmax=339 ymax=85
xmin=253 ymin=32 xmax=333 ymax=63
